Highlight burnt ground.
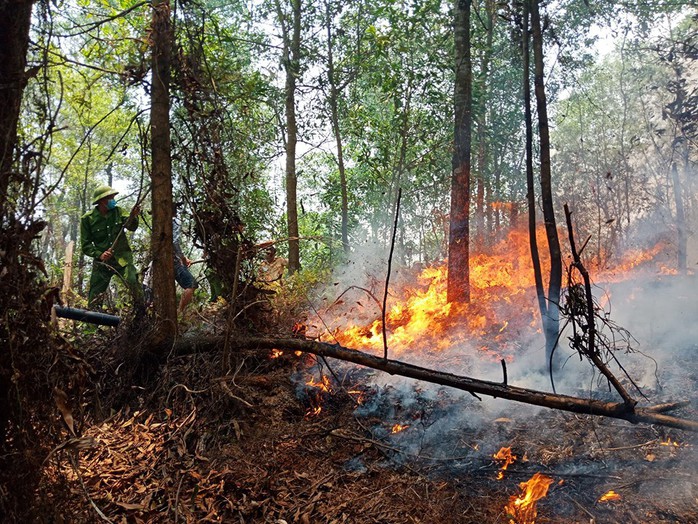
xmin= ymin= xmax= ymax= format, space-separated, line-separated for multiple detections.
xmin=31 ymin=316 xmax=698 ymax=524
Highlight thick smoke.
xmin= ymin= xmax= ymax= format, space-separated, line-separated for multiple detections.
xmin=302 ymin=235 xmax=698 ymax=477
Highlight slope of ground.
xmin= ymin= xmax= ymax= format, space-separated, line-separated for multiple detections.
xmin=32 ymin=327 xmax=698 ymax=524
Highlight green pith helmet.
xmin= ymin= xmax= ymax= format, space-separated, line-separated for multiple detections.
xmin=92 ymin=185 xmax=118 ymax=205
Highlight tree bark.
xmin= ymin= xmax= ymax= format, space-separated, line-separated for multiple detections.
xmin=150 ymin=0 xmax=177 ymax=342
xmin=447 ymin=0 xmax=472 ymax=304
xmin=0 ymin=0 xmax=34 ymax=453
xmin=530 ymin=0 xmax=561 ymax=367
xmin=324 ymin=0 xmax=350 ymax=256
xmin=522 ymin=1 xmax=548 ymax=362
xmin=672 ymin=162 xmax=687 ymax=273
xmin=0 ymin=0 xmax=34 ymax=217
xmin=173 ymin=335 xmax=698 ymax=432
xmin=278 ymin=0 xmax=302 ymax=273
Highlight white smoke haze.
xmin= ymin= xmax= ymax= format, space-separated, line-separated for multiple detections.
xmin=301 ymin=234 xmax=698 ymax=485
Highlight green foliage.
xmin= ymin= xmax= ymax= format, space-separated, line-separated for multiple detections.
xmin=19 ymin=0 xmax=698 ymax=305
xmin=551 ymin=9 xmax=698 ymax=266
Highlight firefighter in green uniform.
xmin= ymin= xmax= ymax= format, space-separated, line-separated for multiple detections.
xmin=80 ymin=185 xmax=143 ymax=308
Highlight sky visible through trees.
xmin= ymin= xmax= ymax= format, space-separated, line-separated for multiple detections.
xmin=14 ymin=0 xmax=698 ymax=297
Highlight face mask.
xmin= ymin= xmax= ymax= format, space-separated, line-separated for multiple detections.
xmin=107 ymin=199 xmax=117 ymax=210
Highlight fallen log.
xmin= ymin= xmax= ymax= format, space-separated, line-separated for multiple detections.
xmin=173 ymin=335 xmax=698 ymax=432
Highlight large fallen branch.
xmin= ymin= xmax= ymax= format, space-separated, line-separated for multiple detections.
xmin=174 ymin=335 xmax=698 ymax=432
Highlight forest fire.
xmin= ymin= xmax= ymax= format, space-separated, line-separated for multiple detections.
xmin=303 ymin=374 xmax=334 ymax=418
xmin=505 ymin=472 xmax=554 ymax=524
xmin=391 ymin=423 xmax=410 ymax=434
xmin=493 ymin=446 xmax=517 ymax=480
xmin=309 ymin=226 xmax=674 ymax=361
xmin=306 ymin=375 xmax=333 ymax=393
xmin=313 ymin=228 xmax=548 ymax=357
xmin=599 ymin=490 xmax=622 ymax=502
xmin=293 ymin=225 xmax=688 ymax=520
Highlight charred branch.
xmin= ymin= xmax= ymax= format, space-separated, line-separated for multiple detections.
xmin=173 ymin=335 xmax=698 ymax=432
xmin=563 ymin=203 xmax=638 ymax=410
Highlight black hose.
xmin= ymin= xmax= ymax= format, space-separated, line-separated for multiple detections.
xmin=53 ymin=306 xmax=120 ymax=326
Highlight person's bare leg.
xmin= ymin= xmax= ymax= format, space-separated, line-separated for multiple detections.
xmin=179 ymin=287 xmax=194 ymax=313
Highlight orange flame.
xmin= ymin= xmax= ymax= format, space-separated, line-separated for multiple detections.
xmin=391 ymin=423 xmax=410 ymax=434
xmin=304 ymin=375 xmax=334 ymax=419
xmin=310 ymin=224 xmax=674 ymax=361
xmin=305 ymin=405 xmax=322 ymax=418
xmin=347 ymin=389 xmax=365 ymax=404
xmin=293 ymin=321 xmax=307 ymax=337
xmin=598 ymin=490 xmax=621 ymax=502
xmin=270 ymin=349 xmax=284 ymax=359
xmin=494 ymin=446 xmax=517 ymax=480
xmin=505 ymin=472 xmax=554 ymax=524
xmin=315 ymin=227 xmax=553 ymax=357
xmin=660 ymin=438 xmax=680 ymax=448
xmin=306 ymin=375 xmax=332 ymax=393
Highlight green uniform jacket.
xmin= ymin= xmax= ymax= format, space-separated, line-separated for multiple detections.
xmin=80 ymin=206 xmax=139 ymax=266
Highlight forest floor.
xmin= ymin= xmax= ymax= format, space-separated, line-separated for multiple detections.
xmin=32 ymin=300 xmax=698 ymax=524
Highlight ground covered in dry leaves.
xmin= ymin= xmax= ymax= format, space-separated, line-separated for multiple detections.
xmin=33 ymin=319 xmax=698 ymax=524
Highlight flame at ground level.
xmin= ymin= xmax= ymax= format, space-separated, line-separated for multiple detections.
xmin=494 ymin=446 xmax=517 ymax=480
xmin=599 ymin=490 xmax=622 ymax=502
xmin=391 ymin=423 xmax=409 ymax=434
xmin=309 ymin=226 xmax=674 ymax=359
xmin=314 ymin=228 xmax=550 ymax=357
xmin=506 ymin=472 xmax=554 ymax=524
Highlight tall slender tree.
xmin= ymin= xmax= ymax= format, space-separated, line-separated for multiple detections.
xmin=323 ymin=0 xmax=350 ymax=255
xmin=276 ymin=0 xmax=302 ymax=273
xmin=448 ymin=0 xmax=473 ymax=304
xmin=150 ymin=0 xmax=177 ymax=340
xmin=522 ymin=0 xmax=548 ymax=364
xmin=530 ymin=0 xmax=562 ymax=366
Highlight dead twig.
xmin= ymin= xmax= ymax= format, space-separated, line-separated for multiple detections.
xmin=68 ymin=452 xmax=113 ymax=523
xmin=646 ymin=401 xmax=689 ymax=413
xmin=563 ymin=204 xmax=637 ymax=410
xmin=600 ymin=439 xmax=656 ymax=452
xmin=562 ymin=491 xmax=597 ymax=522
xmin=382 ymin=187 xmax=402 ymax=360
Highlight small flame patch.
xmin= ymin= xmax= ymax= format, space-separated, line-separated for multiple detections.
xmin=598 ymin=490 xmax=621 ymax=503
xmin=493 ymin=446 xmax=517 ymax=480
xmin=505 ymin=472 xmax=553 ymax=524
xmin=391 ymin=423 xmax=410 ymax=434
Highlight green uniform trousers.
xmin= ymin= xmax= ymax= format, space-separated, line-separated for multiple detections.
xmin=88 ymin=259 xmax=143 ymax=307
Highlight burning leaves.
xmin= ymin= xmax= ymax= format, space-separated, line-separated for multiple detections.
xmin=599 ymin=490 xmax=622 ymax=503
xmin=493 ymin=446 xmax=517 ymax=480
xmin=505 ymin=472 xmax=554 ymax=524
xmin=310 ymin=228 xmax=555 ymax=357
xmin=307 ymin=222 xmax=677 ymax=370
xmin=391 ymin=423 xmax=410 ymax=434
xmin=304 ymin=374 xmax=334 ymax=418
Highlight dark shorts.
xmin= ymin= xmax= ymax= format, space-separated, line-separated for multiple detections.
xmin=175 ymin=263 xmax=198 ymax=290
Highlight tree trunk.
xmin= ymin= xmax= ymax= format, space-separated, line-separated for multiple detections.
xmin=447 ymin=0 xmax=472 ymax=304
xmin=530 ymin=0 xmax=561 ymax=366
xmin=150 ymin=0 xmax=177 ymax=342
xmin=0 ymin=0 xmax=34 ymax=453
xmin=473 ymin=0 xmax=495 ymax=248
xmin=522 ymin=1 xmax=547 ymax=359
xmin=278 ymin=0 xmax=302 ymax=273
xmin=324 ymin=0 xmax=350 ymax=256
xmin=0 ymin=0 xmax=34 ymax=217
xmin=671 ymin=162 xmax=687 ymax=272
